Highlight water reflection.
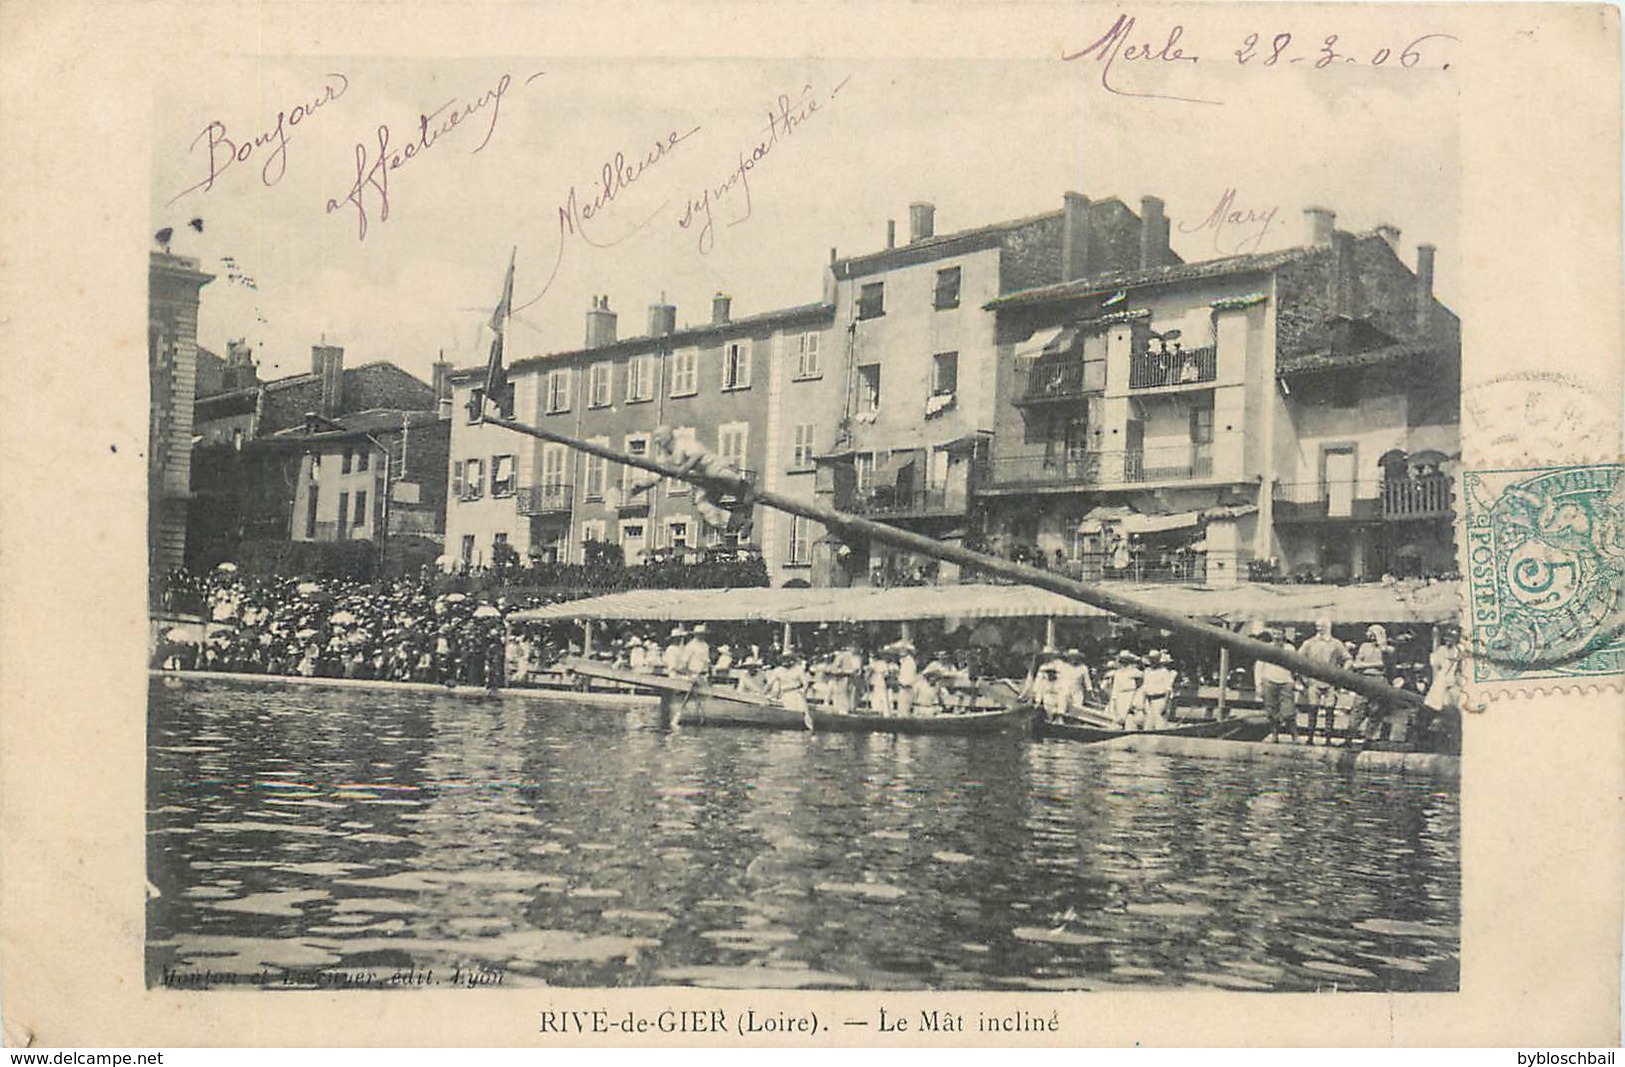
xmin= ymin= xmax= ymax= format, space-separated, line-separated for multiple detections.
xmin=149 ymin=677 xmax=1458 ymax=991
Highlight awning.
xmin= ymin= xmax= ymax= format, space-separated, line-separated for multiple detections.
xmin=508 ymin=584 xmax=1112 ymax=625
xmin=873 ymin=453 xmax=916 ymax=481
xmin=1120 ymin=511 xmax=1201 ymax=535
xmin=1077 ymin=505 xmax=1135 ymax=533
xmin=939 ymin=431 xmax=992 ymax=455
xmin=1201 ymin=503 xmax=1258 ymax=521
xmin=1015 ymin=325 xmax=1081 ymax=362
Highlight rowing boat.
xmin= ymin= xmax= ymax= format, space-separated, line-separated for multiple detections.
xmin=1030 ymin=705 xmax=1272 ymax=744
xmin=563 ymin=658 xmax=1031 ymax=736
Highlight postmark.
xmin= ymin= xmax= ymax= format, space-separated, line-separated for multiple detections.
xmin=1462 ymin=463 xmax=1625 ymax=687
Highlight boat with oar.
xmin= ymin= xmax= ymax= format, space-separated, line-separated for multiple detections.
xmin=1028 ymin=703 xmax=1272 ymax=744
xmin=563 ymin=658 xmax=1031 ymax=736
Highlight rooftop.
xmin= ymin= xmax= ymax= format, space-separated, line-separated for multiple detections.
xmin=454 ymin=301 xmax=836 ymax=380
xmin=987 ymin=247 xmax=1312 ymax=309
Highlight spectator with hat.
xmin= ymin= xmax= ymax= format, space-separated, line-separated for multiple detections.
xmin=891 ymin=640 xmax=919 ymax=717
xmin=1105 ymin=650 xmax=1144 ymax=727
xmin=1254 ymin=631 xmax=1299 ymax=743
xmin=1141 ymin=650 xmax=1178 ymax=729
xmin=662 ymin=627 xmax=686 ymax=676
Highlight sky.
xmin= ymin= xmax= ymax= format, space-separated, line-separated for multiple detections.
xmin=151 ymin=30 xmax=1460 ymax=386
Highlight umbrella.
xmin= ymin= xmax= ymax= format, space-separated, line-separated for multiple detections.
xmin=473 ymin=604 xmax=501 ymax=619
xmin=296 ymin=582 xmax=321 ymax=595
xmin=215 ymin=561 xmax=238 ymax=573
xmin=296 ymin=628 xmax=317 ymax=640
xmin=164 ymin=626 xmax=201 ymax=643
xmin=330 ymin=610 xmax=358 ymax=625
xmin=443 ymin=592 xmax=468 ymax=603
xmin=968 ymin=622 xmax=1005 ymax=647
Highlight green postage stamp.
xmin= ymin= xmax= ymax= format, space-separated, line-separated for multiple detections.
xmin=1463 ymin=463 xmax=1625 ymax=685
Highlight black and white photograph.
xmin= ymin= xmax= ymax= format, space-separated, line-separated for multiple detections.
xmin=5 ymin=0 xmax=1622 ymax=1050
xmin=143 ymin=29 xmax=1468 ymax=996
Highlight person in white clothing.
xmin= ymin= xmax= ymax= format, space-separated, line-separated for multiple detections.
xmin=892 ymin=641 xmax=918 ymax=716
xmin=1254 ymin=632 xmax=1299 ymax=743
xmin=661 ymin=628 xmax=686 ymax=676
xmin=1105 ymin=651 xmax=1144 ymax=727
xmin=1140 ymin=650 xmax=1178 ymax=729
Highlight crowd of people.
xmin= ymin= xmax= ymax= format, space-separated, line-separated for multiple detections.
xmin=153 ymin=567 xmax=555 ymax=689
xmin=579 ymin=625 xmax=994 ymax=719
xmin=155 ymin=566 xmax=1459 ymax=750
xmin=1008 ymin=616 xmax=1460 ymax=751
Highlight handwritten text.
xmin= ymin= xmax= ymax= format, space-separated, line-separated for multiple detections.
xmin=522 ymin=126 xmax=702 ymax=306
xmin=326 ymin=72 xmax=515 ymax=241
xmin=169 ymin=73 xmax=350 ymax=203
xmin=678 ymin=77 xmax=851 ymax=255
xmin=1178 ymin=187 xmax=1281 ymax=254
xmin=1063 ymin=13 xmax=1460 ymax=105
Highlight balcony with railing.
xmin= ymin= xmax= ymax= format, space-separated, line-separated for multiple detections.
xmin=1129 ymin=344 xmax=1217 ymax=390
xmin=1381 ymin=473 xmax=1453 ymax=518
xmin=1058 ymin=551 xmax=1208 ymax=584
xmin=1275 ymin=476 xmax=1455 ymax=522
xmin=983 ymin=445 xmax=1215 ymax=491
xmin=841 ymin=484 xmax=968 ymax=518
xmin=516 ymin=483 xmax=573 ymax=516
xmin=1015 ymin=360 xmax=1099 ymax=406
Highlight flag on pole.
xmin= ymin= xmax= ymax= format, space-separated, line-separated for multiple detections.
xmin=1101 ymin=289 xmax=1127 ymax=308
xmin=481 ymin=248 xmax=516 ymax=421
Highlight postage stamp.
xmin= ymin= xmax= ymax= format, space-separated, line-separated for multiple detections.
xmin=1463 ymin=464 xmax=1625 ymax=686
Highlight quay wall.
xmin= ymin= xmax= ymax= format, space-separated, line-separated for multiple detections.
xmin=1099 ymin=734 xmax=1460 ymax=779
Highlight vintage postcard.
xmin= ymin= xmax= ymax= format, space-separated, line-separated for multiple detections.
xmin=0 ymin=0 xmax=1620 ymax=1050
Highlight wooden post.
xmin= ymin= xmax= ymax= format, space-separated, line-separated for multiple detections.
xmin=1217 ymin=645 xmax=1230 ymax=721
xmin=583 ymin=619 xmax=594 ymax=657
xmin=781 ymin=621 xmax=792 ymax=653
xmin=1045 ymin=617 xmax=1057 ymax=649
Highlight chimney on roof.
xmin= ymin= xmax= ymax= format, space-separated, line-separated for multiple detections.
xmin=585 ymin=294 xmax=618 ymax=348
xmin=311 ymin=343 xmax=344 ymax=418
xmin=1374 ymin=223 xmax=1402 ymax=251
xmin=823 ymin=248 xmax=838 ymax=305
xmin=1139 ymin=195 xmax=1170 ymax=269
xmin=1331 ymin=230 xmax=1359 ymax=318
xmin=224 ymin=339 xmax=258 ymax=390
xmin=648 ymin=293 xmax=677 ymax=338
xmin=1415 ymin=243 xmax=1436 ymax=335
xmin=885 ymin=220 xmax=896 ymax=250
xmin=431 ymin=358 xmax=453 ymax=420
xmin=908 ymin=202 xmax=936 ymax=243
xmin=1304 ymin=206 xmax=1336 ymax=248
xmin=712 ymin=292 xmax=732 ymax=324
xmin=1061 ymin=191 xmax=1092 ymax=282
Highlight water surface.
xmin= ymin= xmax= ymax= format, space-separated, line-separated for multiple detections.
xmin=148 ymin=676 xmax=1459 ymax=991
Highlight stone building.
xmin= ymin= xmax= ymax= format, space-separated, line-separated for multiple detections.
xmin=186 ymin=343 xmax=452 ymax=572
xmin=445 ymin=294 xmax=836 ymax=585
xmin=980 ymin=207 xmax=1460 ymax=586
xmin=149 ymin=251 xmax=213 ymax=583
xmin=810 ymin=194 xmax=1175 ymax=586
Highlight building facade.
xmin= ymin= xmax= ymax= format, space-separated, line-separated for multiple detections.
xmin=445 ymin=295 xmax=837 ymax=585
xmin=149 ymin=251 xmax=213 ymax=582
xmin=980 ymin=208 xmax=1460 ymax=586
xmin=187 ymin=343 xmax=451 ymax=571
xmin=811 ymin=194 xmax=1174 ymax=586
